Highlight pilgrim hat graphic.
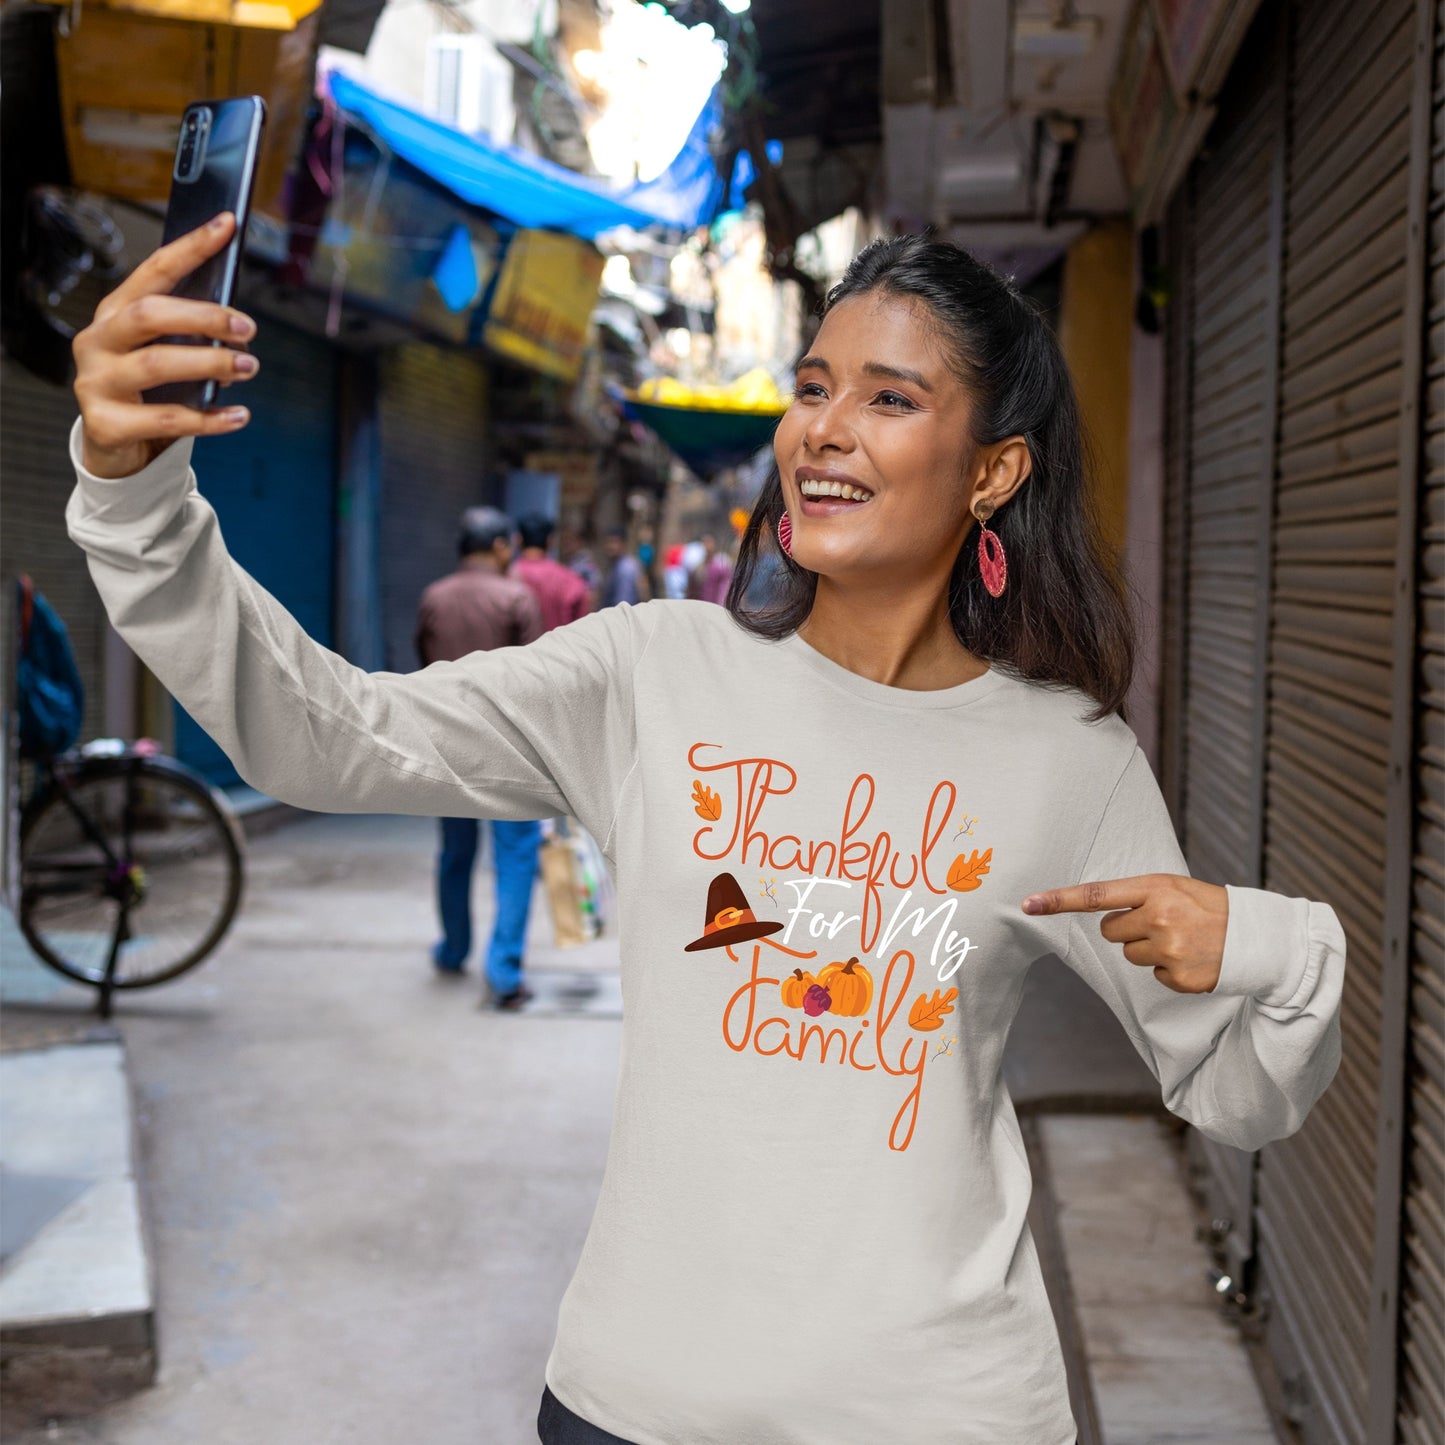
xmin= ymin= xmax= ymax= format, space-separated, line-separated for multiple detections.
xmin=684 ymin=872 xmax=784 ymax=952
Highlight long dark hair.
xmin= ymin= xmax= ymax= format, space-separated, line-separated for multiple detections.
xmin=726 ymin=234 xmax=1135 ymax=722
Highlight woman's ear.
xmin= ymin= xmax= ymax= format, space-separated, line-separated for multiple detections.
xmin=970 ymin=435 xmax=1032 ymax=512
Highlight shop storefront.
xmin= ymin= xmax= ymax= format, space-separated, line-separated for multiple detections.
xmin=1157 ymin=1 xmax=1441 ymax=1439
xmin=174 ymin=320 xmax=339 ymax=783
xmin=0 ymin=355 xmax=111 ymax=742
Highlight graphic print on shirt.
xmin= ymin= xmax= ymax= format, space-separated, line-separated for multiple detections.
xmin=685 ymin=741 xmax=995 ymax=1153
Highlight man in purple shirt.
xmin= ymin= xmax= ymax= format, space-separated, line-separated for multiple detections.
xmin=512 ymin=514 xmax=591 ymax=631
xmin=416 ymin=507 xmax=543 ymax=1009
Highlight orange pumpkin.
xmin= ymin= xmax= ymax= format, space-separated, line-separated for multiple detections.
xmin=818 ymin=957 xmax=873 ymax=1016
xmin=779 ymin=968 xmax=817 ymax=1009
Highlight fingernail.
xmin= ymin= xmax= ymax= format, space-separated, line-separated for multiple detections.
xmin=1022 ymin=897 xmax=1043 ymax=915
xmin=209 ymin=212 xmax=232 ymax=232
xmin=234 ymin=353 xmax=258 ymax=375
xmin=228 ymin=313 xmax=255 ymax=338
xmin=222 ymin=406 xmax=249 ymax=425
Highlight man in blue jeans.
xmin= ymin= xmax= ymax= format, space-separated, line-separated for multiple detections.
xmin=416 ymin=507 xmax=544 ymax=1009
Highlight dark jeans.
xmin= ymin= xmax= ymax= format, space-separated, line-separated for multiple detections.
xmin=537 ymin=1386 xmax=636 ymax=1444
xmin=537 ymin=1387 xmax=1078 ymax=1443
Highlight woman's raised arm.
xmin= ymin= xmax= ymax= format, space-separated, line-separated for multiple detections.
xmin=68 ymin=218 xmax=643 ymax=847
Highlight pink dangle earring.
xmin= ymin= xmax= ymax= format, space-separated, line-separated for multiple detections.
xmin=777 ymin=510 xmax=794 ymax=558
xmin=975 ymin=502 xmax=1007 ymax=597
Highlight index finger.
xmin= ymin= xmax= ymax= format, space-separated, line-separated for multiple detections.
xmin=1021 ymin=877 xmax=1153 ymax=916
xmin=102 ymin=212 xmax=236 ymax=313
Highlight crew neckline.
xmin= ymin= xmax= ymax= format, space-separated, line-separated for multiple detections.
xmin=778 ymin=628 xmax=1012 ymax=711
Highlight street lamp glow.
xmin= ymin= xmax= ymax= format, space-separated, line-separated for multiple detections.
xmin=720 ymin=0 xmax=751 ymax=12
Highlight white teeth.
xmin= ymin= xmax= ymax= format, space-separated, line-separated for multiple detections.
xmin=799 ymin=477 xmax=872 ymax=502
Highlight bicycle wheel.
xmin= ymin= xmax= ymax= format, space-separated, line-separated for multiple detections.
xmin=19 ymin=755 xmax=245 ymax=988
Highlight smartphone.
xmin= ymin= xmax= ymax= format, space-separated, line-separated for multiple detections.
xmin=144 ymin=96 xmax=266 ymax=410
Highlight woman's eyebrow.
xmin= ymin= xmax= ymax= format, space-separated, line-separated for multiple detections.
xmin=795 ymin=356 xmax=935 ymax=393
xmin=863 ymin=361 xmax=933 ymax=392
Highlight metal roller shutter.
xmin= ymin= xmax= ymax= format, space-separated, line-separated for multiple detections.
xmin=174 ymin=321 xmax=338 ymax=785
xmin=1398 ymin=4 xmax=1444 ymax=1441
xmin=376 ymin=343 xmax=492 ymax=673
xmin=0 ymin=358 xmax=108 ymax=743
xmin=1254 ymin=0 xmax=1417 ymax=1438
xmin=1173 ymin=33 xmax=1285 ymax=1284
xmin=1161 ymin=204 xmax=1191 ymax=829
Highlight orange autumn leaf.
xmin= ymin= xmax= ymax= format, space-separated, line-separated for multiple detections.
xmin=946 ymin=847 xmax=993 ymax=892
xmin=908 ymin=988 xmax=958 ymax=1031
xmin=692 ymin=780 xmax=722 ymax=822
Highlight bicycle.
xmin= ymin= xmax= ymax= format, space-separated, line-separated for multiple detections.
xmin=12 ymin=579 xmax=245 ymax=1017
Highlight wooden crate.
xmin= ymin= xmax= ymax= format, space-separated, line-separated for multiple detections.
xmin=48 ymin=0 xmax=320 ymax=215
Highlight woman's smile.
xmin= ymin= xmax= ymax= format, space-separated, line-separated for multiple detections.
xmin=796 ymin=464 xmax=874 ymax=515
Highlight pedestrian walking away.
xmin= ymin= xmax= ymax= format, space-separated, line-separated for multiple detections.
xmin=557 ymin=524 xmax=601 ymax=611
xmin=415 ymin=505 xmax=544 ymax=1008
xmin=67 ymin=216 xmax=1347 ymax=1444
xmin=684 ymin=531 xmax=734 ymax=605
xmin=513 ymin=513 xmax=592 ymax=633
xmin=599 ymin=527 xmax=646 ymax=608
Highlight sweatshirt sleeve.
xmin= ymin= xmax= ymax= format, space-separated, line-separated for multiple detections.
xmin=1060 ymin=745 xmax=1346 ymax=1152
xmin=65 ymin=424 xmax=646 ymax=851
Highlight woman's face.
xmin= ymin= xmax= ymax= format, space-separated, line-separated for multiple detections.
xmin=773 ymin=291 xmax=978 ymax=586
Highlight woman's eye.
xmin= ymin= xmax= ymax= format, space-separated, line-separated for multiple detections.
xmin=794 ymin=382 xmax=827 ymax=400
xmin=875 ymin=391 xmax=915 ymax=410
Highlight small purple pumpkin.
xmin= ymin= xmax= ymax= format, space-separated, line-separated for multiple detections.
xmin=802 ymin=984 xmax=832 ymax=1018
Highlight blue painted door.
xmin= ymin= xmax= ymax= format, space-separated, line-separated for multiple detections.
xmin=174 ymin=323 xmax=337 ymax=786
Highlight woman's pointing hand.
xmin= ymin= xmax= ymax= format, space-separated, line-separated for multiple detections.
xmin=1021 ymin=875 xmax=1229 ymax=994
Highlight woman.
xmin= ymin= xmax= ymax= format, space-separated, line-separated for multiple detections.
xmin=69 ymin=219 xmax=1345 ymax=1445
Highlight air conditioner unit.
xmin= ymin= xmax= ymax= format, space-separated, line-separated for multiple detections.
xmin=425 ymin=35 xmax=514 ymax=142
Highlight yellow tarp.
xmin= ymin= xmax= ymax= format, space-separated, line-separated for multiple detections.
xmin=37 ymin=0 xmax=321 ymax=31
xmin=631 ymin=367 xmax=787 ymax=416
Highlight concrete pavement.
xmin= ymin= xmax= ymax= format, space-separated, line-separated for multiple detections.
xmin=3 ymin=810 xmax=1283 ymax=1444
xmin=0 ymin=1041 xmax=154 ymax=1420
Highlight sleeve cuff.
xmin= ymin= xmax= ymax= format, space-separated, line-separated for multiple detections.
xmin=1212 ymin=883 xmax=1336 ymax=1010
xmin=68 ymin=417 xmax=196 ymax=528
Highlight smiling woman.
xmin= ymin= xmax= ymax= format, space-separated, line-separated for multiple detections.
xmin=731 ymin=234 xmax=1134 ymax=720
xmin=64 ymin=219 xmax=1345 ymax=1445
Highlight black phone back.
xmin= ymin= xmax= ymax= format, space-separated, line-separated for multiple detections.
xmin=146 ymin=96 xmax=266 ymax=409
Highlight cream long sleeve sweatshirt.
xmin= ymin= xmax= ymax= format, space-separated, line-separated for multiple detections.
xmin=67 ymin=425 xmax=1345 ymax=1445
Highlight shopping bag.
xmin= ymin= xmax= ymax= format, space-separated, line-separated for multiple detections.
xmin=540 ymin=834 xmax=587 ymax=948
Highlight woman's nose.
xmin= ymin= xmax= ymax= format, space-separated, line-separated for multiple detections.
xmin=803 ymin=397 xmax=855 ymax=453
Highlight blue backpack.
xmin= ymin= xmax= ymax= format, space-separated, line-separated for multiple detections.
xmin=17 ymin=577 xmax=84 ymax=760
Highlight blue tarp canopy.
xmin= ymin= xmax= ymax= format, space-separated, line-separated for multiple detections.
xmin=326 ymin=70 xmax=725 ymax=239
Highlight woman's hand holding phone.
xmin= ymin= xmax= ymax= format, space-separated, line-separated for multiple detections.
xmin=73 ymin=213 xmax=258 ymax=480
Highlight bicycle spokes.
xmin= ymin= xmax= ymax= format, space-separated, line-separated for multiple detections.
xmin=19 ymin=761 xmax=242 ymax=990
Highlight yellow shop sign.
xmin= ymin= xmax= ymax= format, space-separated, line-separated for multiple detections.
xmin=483 ymin=230 xmax=605 ymax=383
